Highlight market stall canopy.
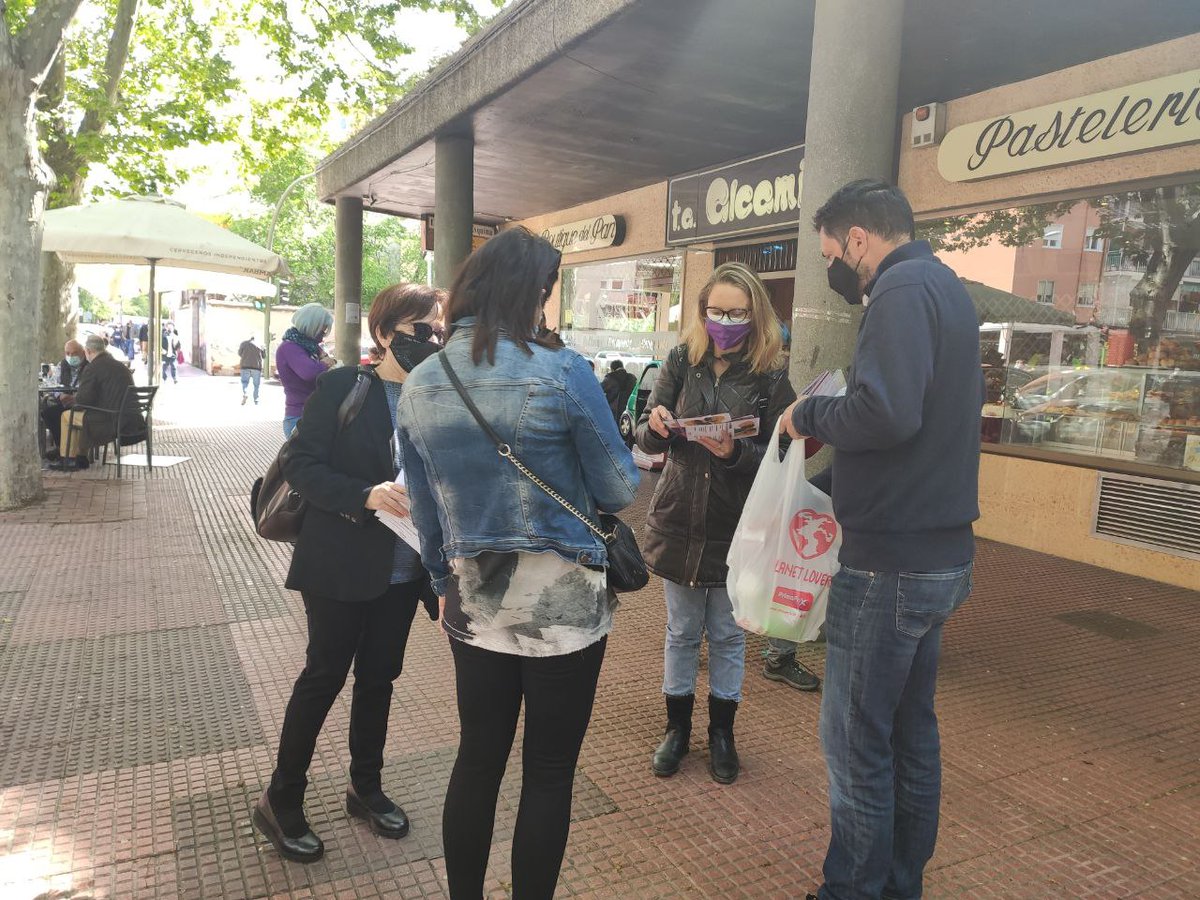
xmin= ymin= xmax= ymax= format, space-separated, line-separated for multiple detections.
xmin=42 ymin=196 xmax=289 ymax=279
xmin=962 ymin=279 xmax=1078 ymax=327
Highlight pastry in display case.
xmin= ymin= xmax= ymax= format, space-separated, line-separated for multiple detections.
xmin=1007 ymin=367 xmax=1144 ymax=456
xmin=1134 ymin=371 xmax=1200 ymax=469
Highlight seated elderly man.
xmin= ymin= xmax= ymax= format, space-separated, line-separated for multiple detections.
xmin=53 ymin=334 xmax=146 ymax=471
xmin=41 ymin=339 xmax=88 ymax=460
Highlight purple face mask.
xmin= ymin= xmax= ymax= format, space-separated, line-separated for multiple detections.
xmin=705 ymin=319 xmax=752 ymax=351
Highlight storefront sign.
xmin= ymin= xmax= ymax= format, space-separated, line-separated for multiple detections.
xmin=421 ymin=218 xmax=497 ymax=252
xmin=667 ymin=145 xmax=805 ymax=245
xmin=938 ymin=68 xmax=1200 ymax=182
xmin=539 ymin=215 xmax=625 ymax=254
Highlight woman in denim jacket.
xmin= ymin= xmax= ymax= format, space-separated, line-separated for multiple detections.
xmin=397 ymin=227 xmax=639 ymax=900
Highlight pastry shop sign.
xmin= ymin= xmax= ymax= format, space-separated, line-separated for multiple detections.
xmin=540 ymin=215 xmax=625 ymax=254
xmin=938 ymin=68 xmax=1200 ymax=182
xmin=667 ymin=145 xmax=805 ymax=245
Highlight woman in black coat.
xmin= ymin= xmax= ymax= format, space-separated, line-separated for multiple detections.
xmin=254 ymin=285 xmax=444 ymax=864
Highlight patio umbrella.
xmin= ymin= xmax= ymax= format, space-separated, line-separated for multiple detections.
xmin=42 ymin=195 xmax=289 ymax=384
xmin=961 ymin=278 xmax=1077 ymax=327
xmin=73 ymin=264 xmax=280 ymax=301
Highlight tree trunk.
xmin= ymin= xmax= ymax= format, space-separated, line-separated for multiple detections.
xmin=1129 ymin=246 xmax=1199 ymax=354
xmin=0 ymin=69 xmax=50 ymax=509
xmin=39 ymin=248 xmax=77 ymax=359
xmin=38 ymin=0 xmax=141 ymax=361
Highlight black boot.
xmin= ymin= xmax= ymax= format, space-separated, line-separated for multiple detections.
xmin=651 ymin=694 xmax=693 ymax=777
xmin=707 ymin=695 xmax=739 ymax=784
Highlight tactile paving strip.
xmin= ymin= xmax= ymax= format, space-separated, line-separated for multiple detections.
xmin=0 ymin=624 xmax=263 ymax=788
xmin=170 ymin=425 xmax=297 ymax=624
xmin=0 ymin=591 xmax=21 ymax=646
xmin=173 ymin=745 xmax=616 ymax=896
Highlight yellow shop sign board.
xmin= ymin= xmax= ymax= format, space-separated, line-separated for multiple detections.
xmin=938 ymin=68 xmax=1200 ymax=182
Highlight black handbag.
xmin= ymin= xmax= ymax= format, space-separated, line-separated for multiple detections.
xmin=250 ymin=366 xmax=376 ymax=542
xmin=438 ymin=352 xmax=649 ymax=593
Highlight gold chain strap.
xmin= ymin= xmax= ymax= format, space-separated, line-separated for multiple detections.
xmin=496 ymin=443 xmax=615 ymax=543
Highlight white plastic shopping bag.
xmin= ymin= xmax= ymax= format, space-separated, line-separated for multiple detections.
xmin=727 ymin=423 xmax=841 ymax=643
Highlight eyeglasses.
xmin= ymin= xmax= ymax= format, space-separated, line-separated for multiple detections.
xmin=704 ymin=306 xmax=752 ymax=325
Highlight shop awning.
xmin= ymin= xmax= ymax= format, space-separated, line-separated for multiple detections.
xmin=317 ymin=0 xmax=1200 ymax=223
xmin=963 ymin=280 xmax=1078 ymax=327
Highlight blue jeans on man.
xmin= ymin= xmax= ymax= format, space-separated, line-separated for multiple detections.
xmin=241 ymin=367 xmax=262 ymax=404
xmin=818 ymin=562 xmax=972 ymax=900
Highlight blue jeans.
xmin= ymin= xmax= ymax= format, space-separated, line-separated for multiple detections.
xmin=766 ymin=637 xmax=798 ymax=662
xmin=162 ymin=357 xmax=177 ymax=382
xmin=818 ymin=563 xmax=973 ymax=900
xmin=662 ymin=580 xmax=745 ymax=702
xmin=282 ymin=416 xmax=300 ymax=439
xmin=241 ymin=368 xmax=261 ymax=402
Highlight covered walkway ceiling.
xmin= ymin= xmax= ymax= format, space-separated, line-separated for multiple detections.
xmin=317 ymin=0 xmax=1200 ymax=224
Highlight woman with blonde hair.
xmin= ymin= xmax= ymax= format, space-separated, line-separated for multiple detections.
xmin=635 ymin=262 xmax=798 ymax=784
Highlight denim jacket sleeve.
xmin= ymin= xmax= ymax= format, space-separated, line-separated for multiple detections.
xmin=563 ymin=354 xmax=640 ymax=514
xmin=396 ymin=403 xmax=450 ymax=595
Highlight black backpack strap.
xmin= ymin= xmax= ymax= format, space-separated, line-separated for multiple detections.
xmin=756 ymin=371 xmax=773 ymax=437
xmin=336 ymin=365 xmax=377 ymax=432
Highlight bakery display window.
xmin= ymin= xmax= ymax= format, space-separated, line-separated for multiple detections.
xmin=558 ymin=254 xmax=682 ymax=370
xmin=923 ymin=179 xmax=1200 ymax=478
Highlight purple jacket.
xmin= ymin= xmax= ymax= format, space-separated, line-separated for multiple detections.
xmin=276 ymin=340 xmax=327 ymax=418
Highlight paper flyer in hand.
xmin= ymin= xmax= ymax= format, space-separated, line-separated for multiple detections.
xmin=800 ymin=369 xmax=847 ymax=398
xmin=666 ymin=413 xmax=760 ymax=442
xmin=374 ymin=473 xmax=421 ymax=551
xmin=376 ymin=509 xmax=421 ymax=551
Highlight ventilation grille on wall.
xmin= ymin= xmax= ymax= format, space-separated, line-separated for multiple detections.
xmin=1093 ymin=473 xmax=1200 ymax=561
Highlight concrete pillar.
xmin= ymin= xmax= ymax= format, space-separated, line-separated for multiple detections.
xmin=789 ymin=0 xmax=906 ymax=398
xmin=334 ymin=196 xmax=364 ymax=367
xmin=434 ymin=133 xmax=474 ymax=289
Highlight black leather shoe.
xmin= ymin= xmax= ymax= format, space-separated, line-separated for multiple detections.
xmin=253 ymin=791 xmax=324 ymax=863
xmin=346 ymin=788 xmax=410 ymax=839
xmin=651 ymin=694 xmax=694 ymax=777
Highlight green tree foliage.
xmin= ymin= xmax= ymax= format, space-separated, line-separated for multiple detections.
xmin=38 ymin=0 xmax=499 ymax=203
xmin=918 ymin=187 xmax=1200 ymax=352
xmin=228 ymin=147 xmax=427 ymax=309
xmin=40 ymin=0 xmax=239 ymax=207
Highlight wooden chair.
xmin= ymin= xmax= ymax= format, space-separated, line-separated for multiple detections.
xmin=69 ymin=385 xmax=158 ymax=477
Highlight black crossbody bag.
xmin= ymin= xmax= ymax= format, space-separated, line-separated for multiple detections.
xmin=438 ymin=352 xmax=648 ymax=594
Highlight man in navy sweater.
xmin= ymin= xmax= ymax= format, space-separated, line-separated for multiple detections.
xmin=782 ymin=180 xmax=982 ymax=900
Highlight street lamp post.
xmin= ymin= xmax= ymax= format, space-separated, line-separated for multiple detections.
xmin=263 ymin=170 xmax=317 ymax=377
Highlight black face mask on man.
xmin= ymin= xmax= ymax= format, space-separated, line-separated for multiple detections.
xmin=389 ymin=327 xmax=440 ymax=372
xmin=826 ymin=236 xmax=865 ymax=305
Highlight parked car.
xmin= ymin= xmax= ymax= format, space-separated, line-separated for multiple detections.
xmin=593 ymin=349 xmax=653 ymax=378
xmin=618 ymin=359 xmax=661 ymax=447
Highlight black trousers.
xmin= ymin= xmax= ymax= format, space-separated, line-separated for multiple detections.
xmin=41 ymin=400 xmax=67 ymax=450
xmin=443 ymin=636 xmax=607 ymax=900
xmin=269 ymin=580 xmax=420 ymax=812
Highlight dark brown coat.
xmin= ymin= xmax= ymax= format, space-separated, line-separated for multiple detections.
xmin=634 ymin=344 xmax=796 ymax=588
xmin=73 ymin=352 xmax=145 ymax=451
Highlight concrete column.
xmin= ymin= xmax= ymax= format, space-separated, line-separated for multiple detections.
xmin=434 ymin=133 xmax=474 ymax=289
xmin=334 ymin=196 xmax=364 ymax=367
xmin=789 ymin=0 xmax=906 ymax=398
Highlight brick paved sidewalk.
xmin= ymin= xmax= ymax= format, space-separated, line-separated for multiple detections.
xmin=1 ymin=373 xmax=1197 ymax=899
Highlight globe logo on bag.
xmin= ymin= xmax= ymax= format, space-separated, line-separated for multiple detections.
xmin=789 ymin=509 xmax=837 ymax=560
